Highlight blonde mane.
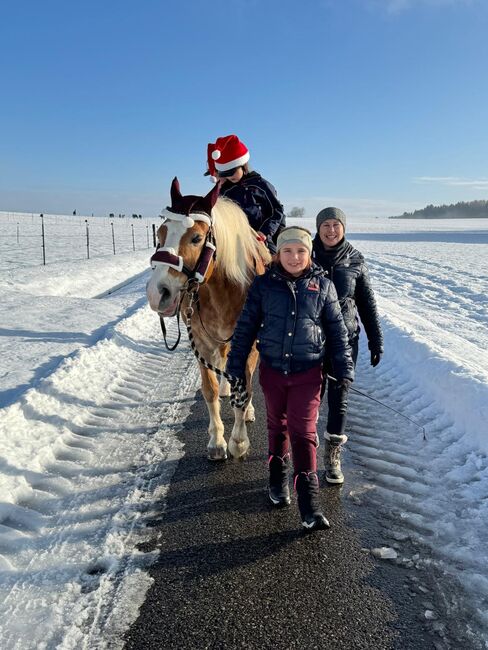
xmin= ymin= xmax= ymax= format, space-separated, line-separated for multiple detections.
xmin=211 ymin=197 xmax=271 ymax=287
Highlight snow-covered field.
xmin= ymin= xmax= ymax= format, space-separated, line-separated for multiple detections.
xmin=0 ymin=211 xmax=487 ymax=648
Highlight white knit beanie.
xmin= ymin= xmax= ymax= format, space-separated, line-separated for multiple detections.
xmin=276 ymin=227 xmax=313 ymax=254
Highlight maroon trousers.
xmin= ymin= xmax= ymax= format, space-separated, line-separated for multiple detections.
xmin=259 ymin=363 xmax=322 ymax=474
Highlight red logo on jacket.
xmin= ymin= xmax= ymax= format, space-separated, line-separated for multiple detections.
xmin=308 ymin=281 xmax=319 ymax=292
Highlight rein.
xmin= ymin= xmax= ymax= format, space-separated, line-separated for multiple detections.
xmin=159 ymin=280 xmax=248 ymax=410
xmin=185 ymin=286 xmax=248 ymax=410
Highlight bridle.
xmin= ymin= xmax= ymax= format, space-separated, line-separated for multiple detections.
xmin=150 ymin=212 xmax=217 ymax=285
xmin=150 ymin=211 xmax=232 ymax=350
xmin=150 ymin=214 xmax=248 ymax=409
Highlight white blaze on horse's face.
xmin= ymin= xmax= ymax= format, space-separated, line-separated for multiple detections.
xmin=146 ymin=218 xmax=188 ymax=315
xmin=146 ymin=212 xmax=212 ymax=317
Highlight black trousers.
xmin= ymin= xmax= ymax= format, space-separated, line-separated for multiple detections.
xmin=321 ymin=339 xmax=359 ymax=435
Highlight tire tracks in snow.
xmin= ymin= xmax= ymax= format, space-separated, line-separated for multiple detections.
xmin=343 ymin=333 xmax=488 ymax=648
xmin=0 ymin=285 xmax=200 ymax=649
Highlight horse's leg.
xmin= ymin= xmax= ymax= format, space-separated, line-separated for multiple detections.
xmin=200 ymin=365 xmax=227 ymax=461
xmin=244 ymin=347 xmax=259 ymax=422
xmin=228 ymin=405 xmax=250 ymax=460
xmin=219 ymin=375 xmax=231 ymax=398
xmin=228 ymin=346 xmax=259 ymax=458
xmin=245 ymin=398 xmax=255 ymax=423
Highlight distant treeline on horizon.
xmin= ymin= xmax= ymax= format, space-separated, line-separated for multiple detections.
xmin=390 ymin=199 xmax=488 ymax=219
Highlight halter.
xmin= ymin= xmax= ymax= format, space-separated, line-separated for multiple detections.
xmin=150 ymin=210 xmax=216 ymax=284
xmin=152 ymin=209 xmax=227 ymax=349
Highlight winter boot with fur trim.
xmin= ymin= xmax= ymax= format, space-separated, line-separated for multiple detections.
xmin=268 ymin=454 xmax=291 ymax=507
xmin=295 ymin=471 xmax=330 ymax=531
xmin=324 ymin=433 xmax=348 ymax=484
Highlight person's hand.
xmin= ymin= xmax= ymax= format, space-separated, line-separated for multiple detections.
xmin=370 ymin=351 xmax=382 ymax=367
xmin=336 ymin=378 xmax=352 ymax=390
xmin=256 ymin=232 xmax=267 ymax=243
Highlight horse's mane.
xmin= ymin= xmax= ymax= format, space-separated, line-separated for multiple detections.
xmin=211 ymin=197 xmax=272 ymax=287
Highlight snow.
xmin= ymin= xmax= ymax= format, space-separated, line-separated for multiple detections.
xmin=1 ymin=211 xmax=488 ymax=647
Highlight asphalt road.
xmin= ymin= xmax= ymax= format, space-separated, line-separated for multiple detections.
xmin=124 ymin=380 xmax=446 ymax=650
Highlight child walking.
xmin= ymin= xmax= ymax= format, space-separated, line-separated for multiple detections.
xmin=226 ymin=227 xmax=354 ymax=531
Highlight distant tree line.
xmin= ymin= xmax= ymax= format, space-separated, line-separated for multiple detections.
xmin=390 ymin=200 xmax=488 ymax=219
xmin=286 ymin=207 xmax=305 ymax=219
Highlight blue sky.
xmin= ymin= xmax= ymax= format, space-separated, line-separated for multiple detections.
xmin=1 ymin=0 xmax=487 ymax=219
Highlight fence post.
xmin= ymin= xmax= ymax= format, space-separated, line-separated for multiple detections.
xmin=111 ymin=222 xmax=116 ymax=255
xmin=146 ymin=224 xmax=149 ymax=248
xmin=40 ymin=214 xmax=46 ymax=265
xmin=152 ymin=223 xmax=156 ymax=247
xmin=131 ymin=223 xmax=135 ymax=251
xmin=85 ymin=219 xmax=90 ymax=259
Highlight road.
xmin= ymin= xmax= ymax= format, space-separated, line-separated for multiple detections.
xmin=124 ymin=376 xmax=451 ymax=650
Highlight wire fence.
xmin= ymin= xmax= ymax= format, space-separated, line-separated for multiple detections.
xmin=0 ymin=211 xmax=158 ymax=271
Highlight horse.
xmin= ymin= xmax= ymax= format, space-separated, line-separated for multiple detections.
xmin=146 ymin=178 xmax=272 ymax=460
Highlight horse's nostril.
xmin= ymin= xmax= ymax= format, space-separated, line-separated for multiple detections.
xmin=158 ymin=285 xmax=171 ymax=301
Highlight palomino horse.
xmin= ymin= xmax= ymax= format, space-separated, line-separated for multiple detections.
xmin=146 ymin=178 xmax=271 ymax=460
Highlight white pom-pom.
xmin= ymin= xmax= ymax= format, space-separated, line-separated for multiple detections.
xmin=209 ymin=175 xmax=218 ymax=184
xmin=182 ymin=216 xmax=194 ymax=228
xmin=211 ymin=149 xmax=221 ymax=160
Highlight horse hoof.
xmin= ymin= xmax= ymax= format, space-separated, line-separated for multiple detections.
xmin=228 ymin=438 xmax=250 ymax=460
xmin=207 ymin=447 xmax=227 ymax=461
xmin=245 ymin=404 xmax=255 ymax=422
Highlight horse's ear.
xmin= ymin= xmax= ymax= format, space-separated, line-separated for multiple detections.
xmin=170 ymin=177 xmax=182 ymax=205
xmin=202 ymin=182 xmax=220 ymax=215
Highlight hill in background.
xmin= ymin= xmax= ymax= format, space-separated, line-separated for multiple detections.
xmin=390 ymin=199 xmax=488 ymax=219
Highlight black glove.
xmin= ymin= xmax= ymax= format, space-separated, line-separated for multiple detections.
xmin=370 ymin=351 xmax=382 ymax=367
xmin=336 ymin=378 xmax=352 ymax=390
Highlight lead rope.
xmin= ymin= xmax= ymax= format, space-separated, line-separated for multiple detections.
xmin=159 ymin=297 xmax=182 ymax=351
xmin=183 ymin=284 xmax=249 ymax=411
xmin=327 ymin=374 xmax=427 ymax=440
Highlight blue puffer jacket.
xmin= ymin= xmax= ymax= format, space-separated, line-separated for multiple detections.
xmin=220 ymin=171 xmax=286 ymax=252
xmin=226 ymin=263 xmax=355 ymax=380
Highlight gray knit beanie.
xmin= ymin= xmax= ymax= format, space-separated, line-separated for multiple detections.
xmin=316 ymin=207 xmax=347 ymax=232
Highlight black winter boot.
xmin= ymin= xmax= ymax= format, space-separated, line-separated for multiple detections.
xmin=268 ymin=454 xmax=291 ymax=507
xmin=295 ymin=471 xmax=330 ymax=531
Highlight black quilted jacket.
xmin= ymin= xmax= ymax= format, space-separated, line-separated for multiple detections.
xmin=220 ymin=171 xmax=285 ymax=252
xmin=312 ymin=236 xmax=383 ymax=354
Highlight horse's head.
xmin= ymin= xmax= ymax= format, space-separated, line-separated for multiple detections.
xmin=146 ymin=177 xmax=220 ymax=316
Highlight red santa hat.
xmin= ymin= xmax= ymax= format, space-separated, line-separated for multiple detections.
xmin=205 ymin=135 xmax=250 ymax=180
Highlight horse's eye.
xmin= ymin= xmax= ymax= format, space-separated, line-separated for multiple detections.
xmin=191 ymin=234 xmax=203 ymax=244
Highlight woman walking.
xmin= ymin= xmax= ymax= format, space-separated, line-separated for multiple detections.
xmin=313 ymin=207 xmax=383 ymax=485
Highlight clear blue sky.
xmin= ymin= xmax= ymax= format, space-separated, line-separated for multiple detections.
xmin=1 ymin=0 xmax=487 ymax=219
